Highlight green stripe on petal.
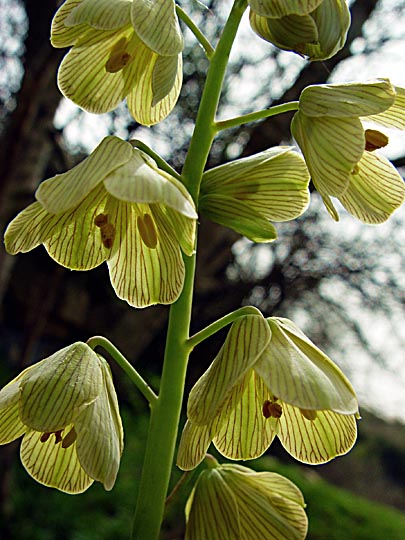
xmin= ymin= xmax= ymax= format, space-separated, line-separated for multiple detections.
xmin=163 ymin=206 xmax=196 ymax=256
xmin=65 ymin=0 xmax=131 ymax=30
xmin=51 ymin=0 xmax=87 ymax=48
xmin=299 ymin=79 xmax=395 ymax=118
xmin=127 ymin=52 xmax=182 ymax=125
xmin=255 ymin=318 xmax=358 ymax=414
xmin=104 ymin=150 xmax=197 ymax=218
xmin=200 ymin=194 xmax=278 ymax=243
xmin=367 ymin=86 xmax=405 ymax=130
xmin=106 ymin=200 xmax=185 ymax=307
xmin=339 ymin=151 xmax=405 ymax=224
xmin=213 ymin=372 xmax=276 ymax=461
xmin=188 ymin=314 xmax=271 ymax=425
xmin=176 ymin=421 xmax=214 ymax=471
xmin=131 ymin=0 xmax=183 ymax=56
xmin=152 ymin=54 xmax=179 ymax=106
xmin=249 ymin=0 xmax=323 ymax=18
xmin=291 ymin=112 xmax=364 ymax=197
xmin=20 ymin=426 xmax=94 ymax=493
xmin=278 ymin=405 xmax=357 ymax=464
xmin=75 ymin=358 xmax=123 ymax=490
xmin=36 ymin=136 xmax=132 ymax=213
xmin=19 ymin=343 xmax=102 ymax=432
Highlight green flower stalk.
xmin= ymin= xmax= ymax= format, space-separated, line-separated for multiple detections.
xmin=177 ymin=314 xmax=359 ymax=470
xmin=52 ymin=0 xmax=184 ymax=125
xmin=199 ymin=147 xmax=310 ymax=242
xmin=291 ymin=79 xmax=405 ymax=222
xmin=249 ymin=0 xmax=350 ymax=61
xmin=4 ymin=136 xmax=197 ymax=308
xmin=0 ymin=342 xmax=123 ymax=493
xmin=185 ymin=462 xmax=308 ymax=540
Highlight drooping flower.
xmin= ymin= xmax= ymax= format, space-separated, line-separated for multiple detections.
xmin=4 ymin=136 xmax=197 ymax=308
xmin=249 ymin=0 xmax=350 ymax=61
xmin=51 ymin=0 xmax=184 ymax=125
xmin=199 ymin=147 xmax=310 ymax=242
xmin=185 ymin=461 xmax=308 ymax=540
xmin=0 ymin=342 xmax=123 ymax=493
xmin=177 ymin=314 xmax=359 ymax=470
xmin=291 ymin=78 xmax=405 ymax=223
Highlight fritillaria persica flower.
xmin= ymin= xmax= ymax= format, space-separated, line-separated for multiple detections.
xmin=0 ymin=342 xmax=123 ymax=493
xmin=185 ymin=462 xmax=307 ymax=540
xmin=249 ymin=0 xmax=350 ymax=61
xmin=291 ymin=79 xmax=405 ymax=223
xmin=177 ymin=314 xmax=359 ymax=470
xmin=200 ymin=147 xmax=310 ymax=242
xmin=52 ymin=0 xmax=184 ymax=125
xmin=4 ymin=136 xmax=197 ymax=308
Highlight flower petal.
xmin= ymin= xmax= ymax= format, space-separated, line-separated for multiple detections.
xmin=163 ymin=206 xmax=196 ymax=256
xmin=339 ymin=151 xmax=405 ymax=224
xmin=188 ymin=314 xmax=271 ymax=425
xmin=152 ymin=54 xmax=179 ymax=106
xmin=106 ymin=199 xmax=185 ymax=307
xmin=19 ymin=343 xmax=103 ymax=432
xmin=367 ymin=85 xmax=405 ymax=129
xmin=177 ymin=421 xmax=214 ymax=471
xmin=199 ymin=194 xmax=278 ymax=243
xmin=185 ymin=469 xmax=241 ymax=540
xmin=299 ymin=79 xmax=396 ymax=118
xmin=20 ymin=426 xmax=94 ymax=493
xmin=104 ymin=149 xmax=197 ymax=218
xmin=75 ymin=357 xmax=123 ymax=490
xmin=277 ymin=404 xmax=357 ymax=464
xmin=65 ymin=0 xmax=131 ymax=30
xmin=36 ymin=136 xmax=132 ymax=213
xmin=131 ymin=0 xmax=183 ymax=56
xmin=51 ymin=0 xmax=87 ymax=48
xmin=213 ymin=371 xmax=276 ymax=461
xmin=255 ymin=318 xmax=358 ymax=414
xmin=291 ymin=112 xmax=364 ymax=197
xmin=127 ymin=52 xmax=182 ymax=125
xmin=249 ymin=0 xmax=323 ymax=18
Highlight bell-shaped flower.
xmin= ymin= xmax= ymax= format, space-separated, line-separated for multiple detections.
xmin=291 ymin=79 xmax=405 ymax=223
xmin=199 ymin=147 xmax=310 ymax=242
xmin=4 ymin=136 xmax=197 ymax=308
xmin=51 ymin=0 xmax=184 ymax=125
xmin=249 ymin=0 xmax=350 ymax=61
xmin=0 ymin=342 xmax=123 ymax=493
xmin=185 ymin=462 xmax=308 ymax=540
xmin=177 ymin=314 xmax=359 ymax=470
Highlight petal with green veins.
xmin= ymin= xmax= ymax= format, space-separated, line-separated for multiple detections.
xmin=299 ymin=79 xmax=396 ymax=118
xmin=291 ymin=112 xmax=364 ymax=197
xmin=36 ymin=136 xmax=132 ymax=213
xmin=20 ymin=426 xmax=94 ymax=493
xmin=277 ymin=404 xmax=357 ymax=464
xmin=127 ymin=52 xmax=182 ymax=126
xmin=163 ymin=206 xmax=196 ymax=257
xmin=51 ymin=0 xmax=87 ymax=48
xmin=19 ymin=343 xmax=102 ymax=433
xmin=176 ymin=421 xmax=214 ymax=471
xmin=366 ymin=86 xmax=405 ymax=129
xmin=65 ymin=0 xmax=131 ymax=30
xmin=131 ymin=0 xmax=183 ymax=56
xmin=152 ymin=54 xmax=179 ymax=106
xmin=188 ymin=315 xmax=271 ymax=425
xmin=75 ymin=358 xmax=123 ymax=490
xmin=199 ymin=194 xmax=278 ymax=243
xmin=255 ymin=318 xmax=359 ymax=414
xmin=249 ymin=0 xmax=323 ymax=18
xmin=339 ymin=151 xmax=405 ymax=224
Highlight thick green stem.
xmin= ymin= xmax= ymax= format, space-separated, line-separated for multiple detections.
xmin=87 ymin=336 xmax=157 ymax=405
xmin=130 ymin=2 xmax=247 ymax=539
xmin=215 ymin=101 xmax=299 ymax=132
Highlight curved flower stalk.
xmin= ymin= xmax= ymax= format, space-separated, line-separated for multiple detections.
xmin=51 ymin=0 xmax=184 ymax=125
xmin=177 ymin=314 xmax=359 ymax=470
xmin=249 ymin=0 xmax=350 ymax=61
xmin=199 ymin=147 xmax=310 ymax=242
xmin=291 ymin=79 xmax=405 ymax=223
xmin=0 ymin=342 xmax=123 ymax=493
xmin=4 ymin=136 xmax=197 ymax=308
xmin=185 ymin=462 xmax=307 ymax=540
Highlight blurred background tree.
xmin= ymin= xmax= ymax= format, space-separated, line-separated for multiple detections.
xmin=0 ymin=1 xmax=405 ymax=538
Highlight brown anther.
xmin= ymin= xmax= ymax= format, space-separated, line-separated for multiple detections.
xmin=40 ymin=432 xmax=52 ymax=443
xmin=365 ymin=129 xmax=389 ymax=152
xmin=137 ymin=213 xmax=158 ymax=249
xmin=105 ymin=38 xmax=132 ymax=73
xmin=300 ymin=408 xmax=317 ymax=421
xmin=263 ymin=399 xmax=283 ymax=419
xmin=94 ymin=213 xmax=108 ymax=227
xmin=100 ymin=223 xmax=116 ymax=249
xmin=61 ymin=427 xmax=77 ymax=449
